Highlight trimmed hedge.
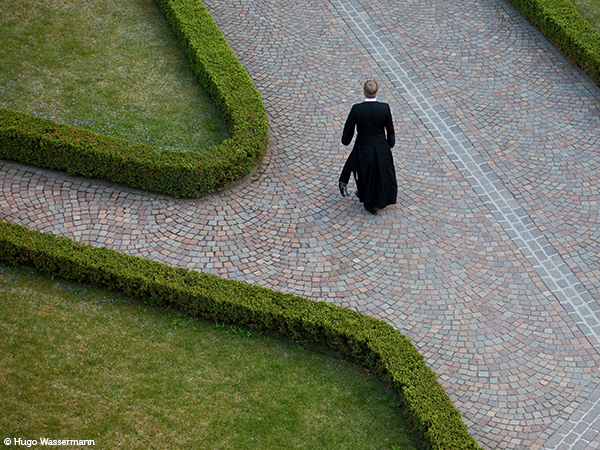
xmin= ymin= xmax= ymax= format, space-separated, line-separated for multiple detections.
xmin=2 ymin=0 xmax=598 ymax=198
xmin=507 ymin=0 xmax=600 ymax=86
xmin=0 ymin=219 xmax=482 ymax=449
xmin=0 ymin=0 xmax=268 ymax=198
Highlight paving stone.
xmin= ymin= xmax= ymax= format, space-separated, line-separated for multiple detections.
xmin=1 ymin=0 xmax=600 ymax=448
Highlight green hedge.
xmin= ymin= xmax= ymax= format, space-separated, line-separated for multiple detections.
xmin=0 ymin=0 xmax=268 ymax=198
xmin=507 ymin=0 xmax=600 ymax=86
xmin=0 ymin=219 xmax=482 ymax=450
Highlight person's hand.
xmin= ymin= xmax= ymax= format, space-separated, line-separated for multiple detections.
xmin=339 ymin=182 xmax=349 ymax=197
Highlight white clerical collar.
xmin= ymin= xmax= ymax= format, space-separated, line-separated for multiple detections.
xmin=364 ymin=97 xmax=377 ymax=102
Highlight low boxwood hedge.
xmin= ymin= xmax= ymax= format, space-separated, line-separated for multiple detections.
xmin=2 ymin=0 xmax=598 ymax=199
xmin=507 ymin=0 xmax=600 ymax=86
xmin=0 ymin=219 xmax=482 ymax=449
xmin=0 ymin=0 xmax=268 ymax=198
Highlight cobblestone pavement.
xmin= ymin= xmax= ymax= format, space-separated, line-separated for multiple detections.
xmin=2 ymin=0 xmax=600 ymax=448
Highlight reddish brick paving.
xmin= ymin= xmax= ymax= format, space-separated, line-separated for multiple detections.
xmin=2 ymin=0 xmax=600 ymax=448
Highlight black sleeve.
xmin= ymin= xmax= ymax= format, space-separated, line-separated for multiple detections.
xmin=341 ymin=106 xmax=356 ymax=146
xmin=385 ymin=105 xmax=395 ymax=148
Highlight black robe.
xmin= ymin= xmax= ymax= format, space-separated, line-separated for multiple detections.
xmin=340 ymin=101 xmax=397 ymax=209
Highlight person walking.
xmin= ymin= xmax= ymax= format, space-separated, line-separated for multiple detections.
xmin=338 ymin=80 xmax=397 ymax=214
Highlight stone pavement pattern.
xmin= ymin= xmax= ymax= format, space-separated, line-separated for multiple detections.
xmin=1 ymin=0 xmax=600 ymax=448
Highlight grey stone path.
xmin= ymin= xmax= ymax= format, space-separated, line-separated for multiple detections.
xmin=1 ymin=0 xmax=600 ymax=448
xmin=333 ymin=0 xmax=600 ymax=348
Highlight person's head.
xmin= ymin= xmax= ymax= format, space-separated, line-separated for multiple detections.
xmin=363 ymin=80 xmax=379 ymax=98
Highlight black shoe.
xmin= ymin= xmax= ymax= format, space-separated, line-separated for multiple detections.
xmin=365 ymin=205 xmax=377 ymax=214
xmin=339 ymin=182 xmax=349 ymax=197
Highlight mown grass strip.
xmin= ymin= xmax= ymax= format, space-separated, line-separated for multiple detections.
xmin=0 ymin=0 xmax=268 ymax=197
xmin=0 ymin=262 xmax=424 ymax=450
xmin=0 ymin=0 xmax=230 ymax=152
xmin=0 ymin=219 xmax=482 ymax=449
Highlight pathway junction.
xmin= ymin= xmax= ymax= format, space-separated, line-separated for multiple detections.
xmin=1 ymin=0 xmax=600 ymax=448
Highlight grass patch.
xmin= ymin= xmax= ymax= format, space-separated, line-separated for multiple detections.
xmin=0 ymin=263 xmax=424 ymax=450
xmin=0 ymin=0 xmax=229 ymax=152
xmin=571 ymin=0 xmax=600 ymax=31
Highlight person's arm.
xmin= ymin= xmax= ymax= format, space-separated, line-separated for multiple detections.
xmin=385 ymin=105 xmax=395 ymax=149
xmin=341 ymin=106 xmax=357 ymax=146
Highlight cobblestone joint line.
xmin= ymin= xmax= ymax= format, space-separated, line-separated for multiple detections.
xmin=3 ymin=0 xmax=600 ymax=447
xmin=331 ymin=0 xmax=600 ymax=351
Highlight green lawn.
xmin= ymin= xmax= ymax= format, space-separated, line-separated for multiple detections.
xmin=0 ymin=0 xmax=229 ymax=152
xmin=571 ymin=0 xmax=600 ymax=31
xmin=0 ymin=263 xmax=424 ymax=449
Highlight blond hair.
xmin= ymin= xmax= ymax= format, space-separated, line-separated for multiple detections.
xmin=363 ymin=80 xmax=379 ymax=98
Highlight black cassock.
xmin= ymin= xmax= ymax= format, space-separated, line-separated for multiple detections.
xmin=340 ymin=101 xmax=397 ymax=210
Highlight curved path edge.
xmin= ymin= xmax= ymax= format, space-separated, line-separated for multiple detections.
xmin=2 ymin=0 xmax=600 ymax=448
